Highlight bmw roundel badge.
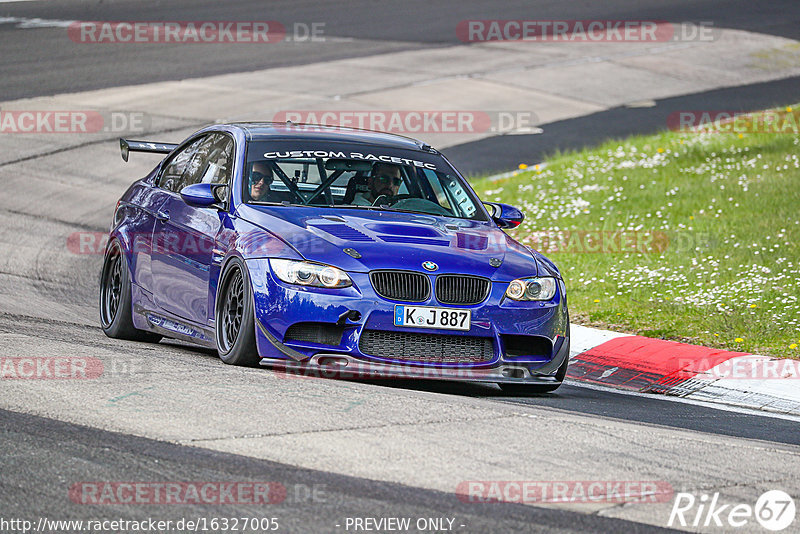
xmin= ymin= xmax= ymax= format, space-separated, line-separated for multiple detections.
xmin=422 ymin=261 xmax=438 ymax=272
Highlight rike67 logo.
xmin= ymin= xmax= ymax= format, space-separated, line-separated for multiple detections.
xmin=668 ymin=490 xmax=795 ymax=531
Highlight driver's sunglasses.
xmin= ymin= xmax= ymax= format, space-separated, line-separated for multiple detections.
xmin=375 ymin=174 xmax=402 ymax=186
xmin=249 ymin=171 xmax=271 ymax=186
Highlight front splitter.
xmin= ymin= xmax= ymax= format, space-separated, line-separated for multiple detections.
xmin=259 ymin=353 xmax=561 ymax=385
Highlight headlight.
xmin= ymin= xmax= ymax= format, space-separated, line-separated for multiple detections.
xmin=505 ymin=277 xmax=557 ymax=301
xmin=269 ymin=259 xmax=352 ymax=288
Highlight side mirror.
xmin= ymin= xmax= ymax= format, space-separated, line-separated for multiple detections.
xmin=180 ymin=183 xmax=226 ymax=209
xmin=484 ymin=202 xmax=524 ymax=228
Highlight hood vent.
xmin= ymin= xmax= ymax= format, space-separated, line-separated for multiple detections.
xmin=456 ymin=233 xmax=489 ymax=251
xmin=310 ymin=223 xmax=373 ymax=242
xmin=379 ymin=235 xmax=449 ymax=247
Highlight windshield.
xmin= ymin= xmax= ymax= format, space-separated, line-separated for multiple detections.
xmin=243 ymin=143 xmax=487 ymax=221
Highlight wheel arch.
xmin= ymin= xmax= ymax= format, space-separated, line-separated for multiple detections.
xmin=106 ymin=228 xmax=140 ymax=287
xmin=214 ymin=253 xmax=252 ymax=323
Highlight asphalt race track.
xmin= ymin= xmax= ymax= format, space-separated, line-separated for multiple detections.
xmin=3 ymin=0 xmax=800 ymax=174
xmin=2 ymin=0 xmax=799 ymax=100
xmin=1 ymin=1 xmax=799 ymax=532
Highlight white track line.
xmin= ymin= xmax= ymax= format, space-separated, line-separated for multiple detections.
xmin=0 ymin=17 xmax=75 ymax=28
xmin=566 ymin=379 xmax=800 ymax=424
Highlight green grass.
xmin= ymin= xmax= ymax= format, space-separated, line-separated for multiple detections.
xmin=470 ymin=105 xmax=800 ymax=357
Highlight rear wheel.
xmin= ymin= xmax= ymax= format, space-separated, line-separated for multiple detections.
xmin=100 ymin=240 xmax=161 ymax=342
xmin=215 ymin=260 xmax=259 ymax=366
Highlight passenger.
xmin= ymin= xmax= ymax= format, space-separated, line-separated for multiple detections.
xmin=248 ymin=162 xmax=274 ymax=201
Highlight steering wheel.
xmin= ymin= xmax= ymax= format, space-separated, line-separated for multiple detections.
xmin=372 ymin=194 xmax=414 ymax=207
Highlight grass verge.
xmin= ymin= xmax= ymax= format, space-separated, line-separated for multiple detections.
xmin=470 ymin=105 xmax=800 ymax=357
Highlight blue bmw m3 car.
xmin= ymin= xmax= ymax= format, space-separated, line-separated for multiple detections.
xmin=100 ymin=123 xmax=569 ymax=393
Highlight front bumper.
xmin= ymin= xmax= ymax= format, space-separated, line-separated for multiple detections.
xmin=259 ymin=330 xmax=570 ymax=384
xmin=246 ymin=259 xmax=569 ymax=383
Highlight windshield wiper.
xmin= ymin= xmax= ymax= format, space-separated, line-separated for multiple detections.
xmin=380 ymin=207 xmax=454 ymax=217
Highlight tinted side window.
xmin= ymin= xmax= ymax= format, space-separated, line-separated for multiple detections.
xmin=158 ymin=136 xmax=206 ymax=193
xmin=187 ymin=133 xmax=235 ymax=186
xmin=180 ymin=136 xmax=216 ymax=188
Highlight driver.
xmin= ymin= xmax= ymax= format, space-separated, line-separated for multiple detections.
xmin=353 ymin=163 xmax=403 ymax=205
xmin=248 ymin=161 xmax=274 ymax=201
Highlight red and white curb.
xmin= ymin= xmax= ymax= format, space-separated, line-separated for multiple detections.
xmin=568 ymin=325 xmax=800 ymax=416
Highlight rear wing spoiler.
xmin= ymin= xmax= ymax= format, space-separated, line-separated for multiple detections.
xmin=120 ymin=138 xmax=178 ymax=162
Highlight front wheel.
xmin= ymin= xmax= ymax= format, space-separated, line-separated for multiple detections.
xmin=99 ymin=239 xmax=161 ymax=343
xmin=215 ymin=259 xmax=260 ymax=366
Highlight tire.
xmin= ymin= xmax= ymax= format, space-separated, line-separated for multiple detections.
xmin=499 ymin=339 xmax=570 ymax=395
xmin=100 ymin=239 xmax=162 ymax=343
xmin=215 ymin=259 xmax=260 ymax=366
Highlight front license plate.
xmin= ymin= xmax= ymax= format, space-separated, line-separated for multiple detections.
xmin=394 ymin=305 xmax=471 ymax=331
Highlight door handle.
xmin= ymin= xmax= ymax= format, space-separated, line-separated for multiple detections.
xmin=155 ymin=210 xmax=170 ymax=222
